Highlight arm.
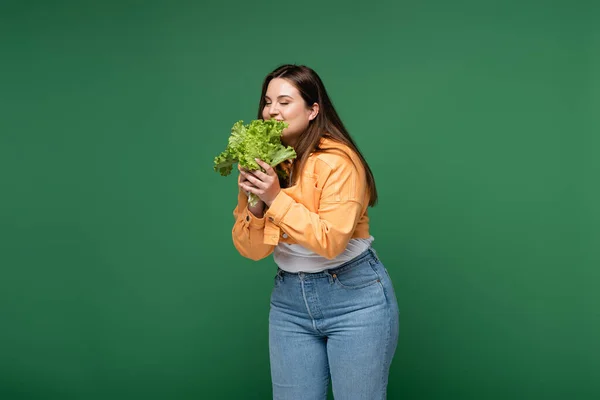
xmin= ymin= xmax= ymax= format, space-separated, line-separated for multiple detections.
xmin=264 ymin=156 xmax=367 ymax=259
xmin=231 ymin=176 xmax=275 ymax=261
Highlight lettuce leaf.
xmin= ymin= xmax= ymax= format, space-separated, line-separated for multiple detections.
xmin=213 ymin=119 xmax=296 ymax=206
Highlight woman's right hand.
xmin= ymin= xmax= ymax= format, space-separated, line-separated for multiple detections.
xmin=238 ymin=166 xmax=265 ymax=217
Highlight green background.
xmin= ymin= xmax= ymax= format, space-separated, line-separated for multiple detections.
xmin=1 ymin=0 xmax=598 ymax=399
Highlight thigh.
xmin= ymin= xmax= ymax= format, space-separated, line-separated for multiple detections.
xmin=269 ymin=278 xmax=329 ymax=400
xmin=326 ymin=259 xmax=399 ymax=400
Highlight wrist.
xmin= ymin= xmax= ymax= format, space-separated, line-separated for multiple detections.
xmin=264 ymin=189 xmax=281 ymax=207
xmin=248 ymin=202 xmax=265 ymax=218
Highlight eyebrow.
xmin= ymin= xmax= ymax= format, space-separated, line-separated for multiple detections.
xmin=264 ymin=95 xmax=293 ymax=100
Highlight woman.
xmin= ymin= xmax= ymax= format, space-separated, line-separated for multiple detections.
xmin=232 ymin=64 xmax=399 ymax=400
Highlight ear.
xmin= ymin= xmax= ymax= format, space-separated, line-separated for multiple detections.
xmin=308 ymin=103 xmax=319 ymax=121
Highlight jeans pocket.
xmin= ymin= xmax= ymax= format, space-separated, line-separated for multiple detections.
xmin=333 ymin=260 xmax=380 ymax=289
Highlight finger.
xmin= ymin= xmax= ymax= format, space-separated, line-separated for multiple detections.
xmin=239 ymin=169 xmax=258 ymax=185
xmin=239 ymin=181 xmax=260 ymax=194
xmin=255 ymin=159 xmax=275 ymax=176
xmin=240 ymin=175 xmax=259 ymax=188
xmin=243 ymin=171 xmax=268 ymax=189
xmin=240 ymin=178 xmax=253 ymax=188
xmin=241 ymin=168 xmax=263 ymax=179
xmin=238 ymin=171 xmax=250 ymax=185
xmin=248 ymin=168 xmax=270 ymax=182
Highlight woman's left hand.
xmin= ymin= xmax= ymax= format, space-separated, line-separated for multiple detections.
xmin=238 ymin=159 xmax=281 ymax=207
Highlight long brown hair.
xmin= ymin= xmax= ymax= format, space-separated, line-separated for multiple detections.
xmin=256 ymin=64 xmax=378 ymax=207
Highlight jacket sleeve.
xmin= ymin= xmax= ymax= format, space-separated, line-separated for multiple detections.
xmin=263 ymin=155 xmax=367 ymax=260
xmin=231 ymin=185 xmax=275 ymax=261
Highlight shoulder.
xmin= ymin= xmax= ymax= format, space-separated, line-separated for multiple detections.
xmin=305 ymin=137 xmax=368 ymax=202
xmin=311 ymin=138 xmax=363 ymax=175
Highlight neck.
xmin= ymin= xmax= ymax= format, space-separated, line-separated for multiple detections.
xmin=282 ymin=137 xmax=297 ymax=148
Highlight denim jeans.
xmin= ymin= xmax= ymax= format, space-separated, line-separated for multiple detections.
xmin=269 ymin=248 xmax=400 ymax=400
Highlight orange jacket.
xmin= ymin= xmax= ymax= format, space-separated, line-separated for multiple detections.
xmin=232 ymin=137 xmax=371 ymax=261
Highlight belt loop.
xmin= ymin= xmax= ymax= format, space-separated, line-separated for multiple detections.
xmin=325 ymin=269 xmax=334 ymax=284
xmin=369 ymin=247 xmax=380 ymax=262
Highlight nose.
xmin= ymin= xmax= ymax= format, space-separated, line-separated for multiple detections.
xmin=268 ymin=103 xmax=279 ymax=116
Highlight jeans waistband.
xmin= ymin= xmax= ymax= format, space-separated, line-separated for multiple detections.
xmin=276 ymin=247 xmax=380 ymax=279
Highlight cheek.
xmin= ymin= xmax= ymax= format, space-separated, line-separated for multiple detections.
xmin=283 ymin=108 xmax=301 ymax=124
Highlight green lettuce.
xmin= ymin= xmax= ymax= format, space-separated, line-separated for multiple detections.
xmin=213 ymin=119 xmax=296 ymax=206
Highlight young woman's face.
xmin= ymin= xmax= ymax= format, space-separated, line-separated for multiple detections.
xmin=262 ymin=78 xmax=318 ymax=146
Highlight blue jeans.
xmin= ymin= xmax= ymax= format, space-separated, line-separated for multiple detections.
xmin=269 ymin=248 xmax=399 ymax=400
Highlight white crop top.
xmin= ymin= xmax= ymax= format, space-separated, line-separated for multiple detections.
xmin=273 ymin=236 xmax=375 ymax=273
